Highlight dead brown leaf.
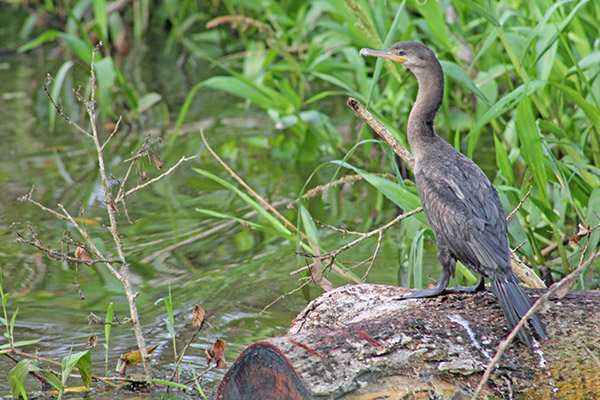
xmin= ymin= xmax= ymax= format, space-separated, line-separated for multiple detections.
xmin=206 ymin=339 xmax=227 ymax=369
xmin=310 ymin=245 xmax=332 ymax=292
xmin=118 ymin=343 xmax=159 ymax=374
xmin=86 ymin=334 xmax=98 ymax=349
xmin=153 ymin=157 xmax=163 ymax=170
xmin=570 ymin=224 xmax=591 ymax=244
xmin=192 ymin=305 xmax=206 ymax=328
xmin=75 ymin=246 xmax=93 ymax=265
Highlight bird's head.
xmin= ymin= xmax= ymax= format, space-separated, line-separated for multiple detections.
xmin=359 ymin=41 xmax=436 ymax=73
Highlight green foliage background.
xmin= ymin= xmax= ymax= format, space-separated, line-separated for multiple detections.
xmin=2 ymin=0 xmax=600 ymax=395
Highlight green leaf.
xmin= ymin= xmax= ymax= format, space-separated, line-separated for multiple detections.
xmin=39 ymin=369 xmax=63 ymax=392
xmin=201 ymin=76 xmax=293 ymax=113
xmin=48 ymin=61 xmax=74 ymax=133
xmin=58 ymin=32 xmax=93 ymax=64
xmin=516 ymin=95 xmax=549 ymax=209
xmin=300 ymin=205 xmax=319 ymax=245
xmin=150 ymin=379 xmax=192 ymax=390
xmin=8 ymin=360 xmax=31 ymax=400
xmin=9 ymin=307 xmax=18 ymax=339
xmin=330 ymin=161 xmax=427 ymax=225
xmin=408 ymin=228 xmax=426 ymax=289
xmin=115 ymin=66 xmax=139 ymax=110
xmin=531 ymin=0 xmax=590 ymax=66
xmin=137 ymin=93 xmax=162 ymax=113
xmin=367 ymin=0 xmax=406 ymax=105
xmin=519 ymin=0 xmax=573 ymax=63
xmin=440 ymin=61 xmax=489 ymax=105
xmin=104 ymin=302 xmax=113 ymax=376
xmin=104 ymin=302 xmax=113 ymax=344
xmin=94 ymin=56 xmax=116 ymax=116
xmin=11 ymin=339 xmax=41 ymax=347
xmin=194 ymin=168 xmax=292 ymax=236
xmin=494 ymin=134 xmax=514 ymax=186
xmin=458 ymin=0 xmax=498 ymax=25
xmin=93 ymin=0 xmax=108 ymax=43
xmin=62 ymin=350 xmax=92 ymax=388
xmin=551 ymin=83 xmax=600 ymax=129
xmin=195 ymin=208 xmax=268 ymax=232
xmin=409 ymin=0 xmax=452 ymax=51
xmin=468 ymin=80 xmax=545 ymax=157
xmin=18 ymin=30 xmax=60 ymax=52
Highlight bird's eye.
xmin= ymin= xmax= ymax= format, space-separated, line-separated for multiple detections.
xmin=398 ymin=51 xmax=405 ymax=56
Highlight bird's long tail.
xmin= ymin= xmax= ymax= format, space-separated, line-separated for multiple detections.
xmin=490 ymin=277 xmax=547 ymax=346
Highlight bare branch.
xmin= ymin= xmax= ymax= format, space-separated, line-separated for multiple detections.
xmin=314 ymin=207 xmax=422 ymax=260
xmin=261 ymin=278 xmax=312 ymax=314
xmin=201 ymin=129 xmax=297 ymax=233
xmin=100 ymin=115 xmax=122 ymax=151
xmin=83 ymin=42 xmax=153 ymax=379
xmin=11 ymin=223 xmax=122 ymax=265
xmin=116 ymin=154 xmax=198 ymax=201
xmin=362 ymin=231 xmax=383 ymax=282
xmin=43 ymin=76 xmax=94 ymax=139
xmin=507 ymin=185 xmax=532 ymax=221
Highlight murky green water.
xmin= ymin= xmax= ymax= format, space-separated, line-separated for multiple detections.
xmin=0 ymin=10 xmax=425 ymax=399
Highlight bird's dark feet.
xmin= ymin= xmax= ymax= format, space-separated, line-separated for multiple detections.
xmin=395 ymin=277 xmax=485 ymax=300
xmin=443 ymin=276 xmax=485 ymax=294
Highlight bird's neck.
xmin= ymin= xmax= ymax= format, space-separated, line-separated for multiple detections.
xmin=407 ymin=62 xmax=444 ymax=159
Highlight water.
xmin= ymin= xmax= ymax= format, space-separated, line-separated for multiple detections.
xmin=0 ymin=18 xmax=428 ymax=400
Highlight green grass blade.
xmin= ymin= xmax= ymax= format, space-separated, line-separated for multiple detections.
xmin=519 ymin=0 xmax=574 ymax=63
xmin=494 ymin=134 xmax=515 ymax=186
xmin=104 ymin=302 xmax=113 ymax=376
xmin=408 ymin=0 xmax=452 ymax=51
xmin=150 ymin=379 xmax=192 ymax=390
xmin=531 ymin=0 xmax=590 ymax=66
xmin=18 ymin=30 xmax=60 ymax=52
xmin=49 ymin=61 xmax=74 ymax=133
xmin=366 ymin=0 xmax=406 ymax=105
xmin=516 ymin=95 xmax=549 ymax=209
xmin=409 ymin=228 xmax=426 ymax=288
xmin=93 ymin=0 xmax=108 ymax=43
xmin=441 ymin=61 xmax=489 ymax=105
xmin=195 ymin=209 xmax=269 ymax=232
xmin=468 ymin=80 xmax=545 ymax=157
xmin=458 ymin=0 xmax=498 ymax=26
xmin=551 ymin=83 xmax=600 ymax=129
xmin=330 ymin=161 xmax=427 ymax=224
xmin=300 ymin=205 xmax=319 ymax=245
xmin=201 ymin=76 xmax=293 ymax=113
xmin=194 ymin=168 xmax=292 ymax=236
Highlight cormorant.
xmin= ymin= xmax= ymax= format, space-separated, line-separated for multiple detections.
xmin=360 ymin=41 xmax=546 ymax=346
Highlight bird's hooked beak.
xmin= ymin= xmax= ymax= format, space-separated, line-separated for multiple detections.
xmin=359 ymin=48 xmax=407 ymax=63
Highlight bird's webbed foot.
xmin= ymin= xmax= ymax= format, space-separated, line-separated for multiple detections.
xmin=395 ymin=269 xmax=452 ymax=300
xmin=442 ymin=276 xmax=485 ymax=294
xmin=395 ymin=275 xmax=485 ymax=300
